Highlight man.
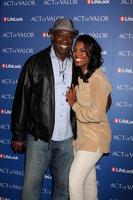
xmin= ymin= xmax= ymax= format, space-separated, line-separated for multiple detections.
xmin=11 ymin=18 xmax=79 ymax=200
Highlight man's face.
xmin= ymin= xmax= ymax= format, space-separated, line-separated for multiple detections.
xmin=51 ymin=30 xmax=75 ymax=60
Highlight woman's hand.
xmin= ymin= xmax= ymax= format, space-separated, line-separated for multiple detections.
xmin=66 ymin=86 xmax=77 ymax=107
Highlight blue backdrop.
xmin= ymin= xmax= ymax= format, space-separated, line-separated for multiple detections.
xmin=0 ymin=0 xmax=133 ymax=199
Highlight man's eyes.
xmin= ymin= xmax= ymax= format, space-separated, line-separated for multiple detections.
xmin=56 ymin=33 xmax=74 ymax=39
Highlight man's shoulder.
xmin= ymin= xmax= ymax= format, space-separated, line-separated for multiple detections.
xmin=30 ymin=46 xmax=51 ymax=61
xmin=22 ymin=46 xmax=51 ymax=71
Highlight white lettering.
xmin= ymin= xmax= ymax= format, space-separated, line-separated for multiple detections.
xmin=0 ymin=124 xmax=10 ymax=129
xmin=121 ymin=0 xmax=133 ymax=4
xmin=119 ymin=33 xmax=133 ymax=39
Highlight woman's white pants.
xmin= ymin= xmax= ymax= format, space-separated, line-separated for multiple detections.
xmin=69 ymin=149 xmax=102 ymax=200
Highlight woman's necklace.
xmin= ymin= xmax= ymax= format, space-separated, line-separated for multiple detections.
xmin=58 ymin=58 xmax=68 ymax=82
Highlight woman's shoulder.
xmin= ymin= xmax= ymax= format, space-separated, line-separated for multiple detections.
xmin=92 ymin=68 xmax=108 ymax=80
xmin=91 ymin=68 xmax=112 ymax=89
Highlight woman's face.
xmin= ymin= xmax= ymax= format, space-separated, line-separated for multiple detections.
xmin=73 ymin=41 xmax=90 ymax=71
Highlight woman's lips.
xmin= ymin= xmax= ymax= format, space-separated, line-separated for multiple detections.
xmin=75 ymin=58 xmax=82 ymax=62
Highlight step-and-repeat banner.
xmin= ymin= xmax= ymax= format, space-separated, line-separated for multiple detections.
xmin=0 ymin=0 xmax=133 ymax=200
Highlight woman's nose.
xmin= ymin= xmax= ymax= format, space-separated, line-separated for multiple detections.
xmin=74 ymin=50 xmax=80 ymax=56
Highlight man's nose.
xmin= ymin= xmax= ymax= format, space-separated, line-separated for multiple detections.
xmin=63 ymin=34 xmax=71 ymax=43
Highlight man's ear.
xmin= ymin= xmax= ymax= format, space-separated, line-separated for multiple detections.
xmin=48 ymin=32 xmax=54 ymax=39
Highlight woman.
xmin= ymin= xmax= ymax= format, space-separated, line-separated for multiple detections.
xmin=66 ymin=35 xmax=112 ymax=200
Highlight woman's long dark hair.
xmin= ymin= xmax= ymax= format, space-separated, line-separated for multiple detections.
xmin=73 ymin=34 xmax=103 ymax=82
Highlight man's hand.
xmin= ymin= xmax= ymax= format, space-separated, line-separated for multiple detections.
xmin=11 ymin=141 xmax=26 ymax=153
xmin=106 ymin=93 xmax=112 ymax=112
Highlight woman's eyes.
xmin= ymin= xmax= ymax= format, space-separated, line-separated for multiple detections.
xmin=73 ymin=49 xmax=87 ymax=53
